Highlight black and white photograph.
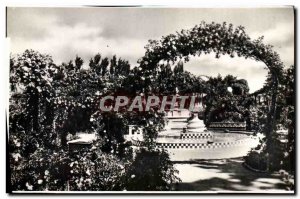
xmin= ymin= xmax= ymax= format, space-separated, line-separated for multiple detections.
xmin=5 ymin=6 xmax=295 ymax=194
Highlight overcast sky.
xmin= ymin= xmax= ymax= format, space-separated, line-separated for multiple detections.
xmin=7 ymin=7 xmax=294 ymax=93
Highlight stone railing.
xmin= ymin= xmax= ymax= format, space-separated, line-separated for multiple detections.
xmin=208 ymin=121 xmax=246 ymax=131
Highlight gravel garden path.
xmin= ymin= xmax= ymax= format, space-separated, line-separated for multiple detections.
xmin=174 ymin=158 xmax=290 ymax=193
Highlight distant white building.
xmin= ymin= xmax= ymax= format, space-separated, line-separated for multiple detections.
xmin=124 ymin=125 xmax=144 ymax=142
xmin=67 ymin=132 xmax=98 ymax=151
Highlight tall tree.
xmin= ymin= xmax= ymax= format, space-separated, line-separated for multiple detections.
xmin=110 ymin=55 xmax=117 ymax=76
xmin=100 ymin=57 xmax=109 ymax=76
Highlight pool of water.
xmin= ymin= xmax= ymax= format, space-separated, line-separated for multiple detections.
xmin=156 ymin=131 xmax=260 ymax=161
xmin=157 ymin=131 xmax=253 ymax=142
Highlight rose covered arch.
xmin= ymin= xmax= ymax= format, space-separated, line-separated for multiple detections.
xmin=138 ymin=21 xmax=284 ymax=155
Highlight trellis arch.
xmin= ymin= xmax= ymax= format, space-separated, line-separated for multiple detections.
xmin=139 ymin=21 xmax=284 ymax=154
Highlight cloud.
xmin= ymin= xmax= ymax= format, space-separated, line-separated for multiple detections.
xmin=251 ymin=22 xmax=294 ymax=46
xmin=7 ymin=8 xmax=57 ymax=40
xmin=9 ymin=16 xmax=147 ymax=66
xmin=183 ymin=53 xmax=268 ymax=93
xmin=7 ymin=7 xmax=294 ymax=93
xmin=250 ymin=22 xmax=294 ymax=67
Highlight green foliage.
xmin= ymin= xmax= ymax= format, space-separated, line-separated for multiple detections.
xmin=9 ymin=49 xmax=178 ymax=191
xmin=69 ymin=146 xmax=126 ymax=191
xmin=10 ymin=148 xmax=69 ymax=191
xmin=9 ymin=21 xmax=292 ymax=191
xmin=123 ymin=148 xmax=180 ymax=191
xmin=140 ymin=22 xmax=284 ymax=75
xmin=204 ymin=75 xmax=252 ymax=126
xmin=138 ymin=21 xmax=292 ymax=183
xmin=246 ymin=65 xmax=295 ymax=179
